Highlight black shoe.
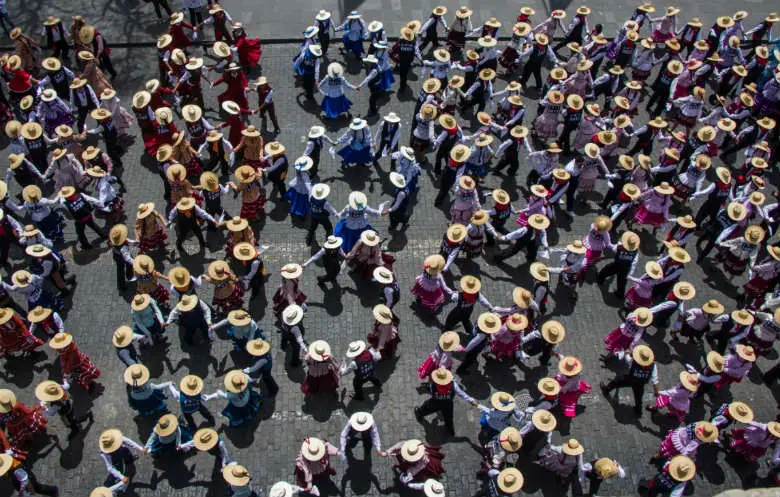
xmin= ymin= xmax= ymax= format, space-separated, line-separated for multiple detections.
xmin=600 ymin=383 xmax=610 ymax=397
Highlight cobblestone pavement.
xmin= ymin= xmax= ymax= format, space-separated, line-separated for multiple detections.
xmin=7 ymin=0 xmax=779 ymax=45
xmin=0 ymin=40 xmax=779 ymax=497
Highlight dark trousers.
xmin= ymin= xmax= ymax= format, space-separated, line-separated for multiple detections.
xmin=559 ymin=123 xmax=577 ymax=155
xmin=177 ymin=220 xmax=206 ymax=249
xmin=260 ymin=370 xmax=279 ymax=395
xmin=495 ymin=239 xmax=538 ymax=263
xmin=115 ymin=259 xmax=133 ymax=291
xmin=443 ymin=307 xmax=474 ymax=334
xmin=52 ymin=40 xmax=69 ymax=60
xmin=585 ymin=471 xmax=604 ymax=496
xmin=345 ymin=430 xmax=373 ymax=456
xmin=494 ymin=153 xmax=519 ymax=175
xmin=434 ymin=167 xmax=458 ymax=206
xmin=462 ymin=93 xmax=487 ymax=113
xmin=353 ymin=374 xmax=381 ymax=400
xmin=319 ymin=34 xmax=331 ymax=54
xmin=259 ymin=103 xmax=280 ymax=131
xmin=99 ymin=53 xmax=117 ymax=78
xmin=598 ymin=262 xmax=629 ymax=295
xmin=188 ymin=7 xmax=203 ymax=25
xmin=433 ymin=144 xmax=453 ymax=174
xmin=419 ymin=33 xmax=439 ymax=51
xmin=646 ymin=89 xmax=668 ymax=116
xmin=76 ymin=106 xmax=92 ymax=131
xmin=417 ymin=398 xmax=455 ymax=434
xmin=368 ymin=85 xmax=381 ymax=114
xmin=694 ymin=201 xmax=719 ymax=230
xmin=0 ymin=239 xmax=10 ymax=269
xmin=457 ymin=336 xmax=489 ymax=373
xmin=181 ymin=404 xmax=215 ymax=429
xmin=182 ymin=322 xmax=209 ymax=345
xmin=302 ymin=73 xmax=316 ymax=100
xmin=603 ymin=376 xmax=645 ymax=412
xmin=521 ymin=62 xmax=543 ymax=89
xmin=267 ymin=173 xmax=287 ymax=197
xmin=398 ymin=59 xmax=413 ymax=91
xmin=388 ymin=208 xmax=408 ymax=229
xmin=281 ymin=334 xmax=302 ymax=367
xmin=317 ymin=263 xmax=341 ymax=283
xmin=627 ymin=140 xmax=652 ymax=156
xmin=306 ymin=216 xmax=333 ymax=243
xmin=601 ymin=183 xmax=623 ymax=209
xmin=75 ymin=215 xmax=107 ymax=248
xmin=248 ymin=272 xmax=264 ymax=300
xmin=206 ymin=151 xmax=232 ymax=177
xmin=151 ymin=0 xmax=173 ymax=18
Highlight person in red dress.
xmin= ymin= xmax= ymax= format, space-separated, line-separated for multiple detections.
xmin=154 ymin=107 xmax=179 ymax=148
xmin=0 ymin=307 xmax=44 ymax=356
xmin=0 ymin=389 xmax=47 ymax=447
xmin=168 ymin=12 xmax=197 ymax=52
xmin=49 ymin=332 xmax=101 ymax=392
xmin=131 ymin=90 xmax=159 ymax=156
xmin=213 ymin=63 xmax=248 ymax=109
xmin=218 ymin=100 xmax=255 ymax=147
xmin=231 ymin=23 xmax=262 ymax=71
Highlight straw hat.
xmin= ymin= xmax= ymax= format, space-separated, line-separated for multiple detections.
xmin=207 ymin=260 xmax=231 ymax=280
xmin=11 ymin=269 xmax=34 ymax=288
xmin=479 ymin=68 xmax=496 ymax=81
xmin=308 ymin=340 xmax=331 ymax=362
xmin=192 ymin=427 xmax=219 ymax=452
xmin=648 ymin=117 xmax=668 ymax=128
xmin=530 ymin=184 xmax=549 ymax=198
xmin=707 ymin=351 xmax=725 ymax=373
xmin=550 ymin=68 xmax=568 ymax=81
xmin=345 ymin=340 xmax=367 ymax=359
xmin=757 ymin=117 xmax=776 ymax=130
xmin=531 ymin=409 xmax=557 ymax=431
xmin=736 ymin=344 xmax=756 ymax=362
xmin=21 ymin=122 xmax=43 ymax=140
xmin=176 ymin=294 xmax=201 ymax=313
xmin=221 ymin=100 xmax=240 ymax=115
xmin=372 ymin=266 xmax=392 ymax=285
xmin=668 ymin=455 xmax=696 ymax=482
xmin=26 ymin=243 xmax=52 ymax=258
xmin=433 ymin=330 xmax=460 ymax=354
xmin=234 ymin=165 xmax=256 ymax=184
xmin=702 ymin=299 xmax=724 ymax=315
xmin=224 ymin=370 xmax=250 ymax=393
xmin=478 ymin=35 xmax=497 ymax=48
xmin=448 ymin=75 xmax=465 ymax=89
xmin=490 ymin=392 xmax=515 ymax=412
xmin=559 ymin=356 xmax=582 ymax=376
xmin=233 ymin=242 xmax=257 ymax=262
xmin=450 ymin=144 xmax=470 ymax=163
xmin=541 ymin=320 xmax=566 ymax=344
xmin=654 ymin=181 xmax=674 ymax=195
xmin=400 ymin=27 xmax=415 ymax=41
xmin=27 ymin=305 xmax=52 ymax=324
xmin=264 ymin=141 xmax=286 ymax=156
xmin=431 ymin=367 xmax=453 ymax=386
xmin=175 ymin=197 xmax=196 ymax=213
xmin=769 ymin=245 xmax=780 ymax=262
xmin=726 ymin=202 xmax=746 ymax=222
xmin=506 ymin=313 xmax=528 ymax=331
xmin=0 ymin=308 xmax=14 ymax=326
xmin=496 ymin=468 xmax=524 ymax=493
xmin=421 ymin=104 xmax=438 ymax=121
xmin=548 ymin=90 xmax=564 ymax=104
xmin=373 ymin=304 xmax=393 ymax=324
xmin=477 ymin=312 xmax=502 ymax=334
xmin=439 ymin=113 xmax=457 ymax=131
xmin=389 ymin=171 xmax=406 ymax=189
xmin=180 ymin=374 xmax=204 ymax=396
xmin=696 ymin=125 xmax=716 ymax=143
xmin=99 ymin=429 xmax=124 ymax=454
xmin=432 ymin=48 xmax=450 ymax=64
xmin=348 ymin=412 xmax=375 ymax=433
xmin=552 ymin=168 xmax=570 ymax=181
xmin=79 ymin=25 xmax=96 ymax=44
xmin=475 ymin=134 xmax=494 ymax=148
xmin=726 ymin=402 xmax=753 ymax=423
xmin=90 ymin=487 xmax=115 ymax=497
xmin=632 ymin=345 xmax=654 ymax=366
xmin=679 ymin=371 xmax=699 ymax=392
xmin=112 ymin=326 xmax=134 ymax=348
xmin=471 ymin=210 xmax=489 ymax=226
xmin=49 ymin=332 xmax=73 ymax=350
xmin=562 ymin=438 xmax=584 ymax=455
xmin=495 ymin=427 xmax=522 ymax=454
xmin=620 ymin=231 xmax=640 ymax=251
xmin=530 ymin=262 xmax=550 ymax=282
xmin=535 ymin=33 xmax=549 ymax=46
xmin=593 ymin=458 xmax=620 ymax=479
xmin=348 ymin=191 xmax=368 ymax=210
xmin=528 ymin=214 xmax=550 ymax=231
xmin=35 ymin=380 xmax=65 ymax=403
xmin=245 ymin=339 xmax=271 ymax=358
xmin=567 ymin=94 xmax=584 ymax=111
xmin=513 ymin=22 xmax=532 ymax=37
xmin=537 ymin=377 xmax=561 ymax=398
xmin=563 ymin=240 xmax=586 ymax=256
xmin=282 ymin=304 xmax=304 ymax=326
xmin=223 ymin=464 xmax=250 ymax=486
xmin=155 ymin=107 xmax=173 ymax=125
xmin=130 ymin=294 xmax=151 ymax=313
xmin=668 ymin=247 xmax=691 ymax=264
xmin=133 ymin=90 xmax=152 ymax=109
xmin=124 ymin=364 xmax=150 ymax=386
xmin=281 ymin=263 xmax=303 ymax=279
xmin=769 ymin=422 xmax=780 ymax=438
xmin=672 ymin=282 xmax=695 ymax=301
xmin=744 ymin=225 xmax=765 ymax=245
xmin=424 ymin=254 xmax=446 ymax=275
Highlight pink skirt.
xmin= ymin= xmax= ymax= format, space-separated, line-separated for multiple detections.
xmin=534 ymin=114 xmax=559 ymax=139
xmin=651 ymin=29 xmax=674 ymax=42
xmin=730 ymin=429 xmax=768 ymax=462
xmin=745 ymin=330 xmax=774 ymax=354
xmin=559 ymin=381 xmax=591 ymax=417
xmin=655 ymin=394 xmax=686 ymax=423
xmin=417 ymin=356 xmax=438 ymax=380
xmin=411 ymin=281 xmax=445 ymax=312
xmin=604 ymin=327 xmax=633 ymax=352
xmin=659 ymin=430 xmax=681 ymax=458
xmin=240 ymin=195 xmax=266 ymax=221
xmin=367 ymin=333 xmax=400 ymax=360
xmin=584 ymin=249 xmax=601 ymax=267
xmin=625 ymin=286 xmax=652 ymax=309
xmin=515 ymin=212 xmax=529 ymax=226
xmin=633 ymin=205 xmax=666 ymax=227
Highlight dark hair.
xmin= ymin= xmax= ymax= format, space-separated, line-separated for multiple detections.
xmin=593 ymin=24 xmax=603 ymax=35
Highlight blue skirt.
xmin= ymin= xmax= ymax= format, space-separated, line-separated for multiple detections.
xmin=284 ymin=188 xmax=311 ymax=216
xmin=148 ymin=426 xmax=193 ymax=455
xmin=479 ymin=413 xmax=501 ymax=438
xmin=334 ymin=221 xmax=375 ymax=253
xmin=37 ymin=211 xmax=64 ymax=243
xmin=129 ymin=389 xmax=168 ymax=416
xmin=464 ymin=161 xmax=486 ymax=179
xmin=221 ymin=390 xmax=262 ymax=427
xmin=320 ymin=94 xmax=352 ymax=118
xmin=337 ymin=144 xmax=372 ymax=165
xmin=32 ymin=290 xmax=64 ymax=313
xmin=342 ymin=36 xmax=364 ymax=56
xmin=380 ymin=69 xmax=395 ymax=91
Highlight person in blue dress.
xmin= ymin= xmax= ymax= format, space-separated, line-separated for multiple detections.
xmin=123 ymin=364 xmax=170 ymax=417
xmin=144 ymin=414 xmax=193 ymax=456
xmin=390 ymin=146 xmax=422 ymax=192
xmin=243 ymin=338 xmax=279 ymax=396
xmin=334 ymin=191 xmax=384 ymax=252
xmin=293 ymin=25 xmax=319 ymax=74
xmin=366 ymin=20 xmax=387 ymax=54
xmin=214 ymin=369 xmax=262 ymax=427
xmin=212 ymin=308 xmax=265 ymax=351
xmin=333 ymin=118 xmax=373 ymax=167
xmin=284 ymin=156 xmax=313 ymax=218
xmin=373 ymin=41 xmax=395 ymax=90
xmin=336 ymin=11 xmax=367 ymax=58
xmin=463 ymin=134 xmax=496 ymax=180
xmin=318 ymin=62 xmax=356 ymax=118
xmin=168 ymin=374 xmax=218 ymax=429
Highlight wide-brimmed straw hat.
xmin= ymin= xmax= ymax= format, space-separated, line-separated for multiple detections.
xmin=558 ymin=356 xmax=582 ymax=376
xmin=531 ymin=409 xmax=557 ymax=431
xmin=668 ymin=455 xmax=696 ymax=482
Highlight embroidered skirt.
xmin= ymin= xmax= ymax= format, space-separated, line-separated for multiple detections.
xmin=139 ymin=226 xmax=167 ymax=253
xmin=633 ymin=204 xmax=666 ymax=227
xmin=411 ymin=280 xmax=445 ymax=312
xmin=321 ymin=94 xmax=353 ymax=118
xmin=221 ymin=390 xmax=262 ymax=426
xmin=213 ymin=284 xmax=245 ymax=315
xmin=301 ymin=371 xmax=339 ymax=396
xmin=240 ymin=195 xmax=266 ymax=221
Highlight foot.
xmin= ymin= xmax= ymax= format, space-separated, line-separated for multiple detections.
xmin=600 ymin=383 xmax=610 ymax=397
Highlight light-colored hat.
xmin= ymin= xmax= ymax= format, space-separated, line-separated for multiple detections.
xmin=631 ymin=307 xmax=654 ymax=327
xmin=558 ymin=356 xmax=582 ymax=376
xmin=477 ymin=312 xmax=502 ymax=334
xmin=221 ymin=100 xmax=241 ymax=115
xmin=400 ymin=439 xmax=427 ymax=463
xmin=99 ymin=429 xmax=124 ymax=454
xmin=308 ymin=340 xmax=331 ymax=361
xmin=530 ymin=261 xmax=550 ymax=282
xmin=424 ymin=254 xmax=446 ymax=275
xmin=727 ymin=402 xmax=753 ymax=423
xmin=346 ymin=340 xmax=367 ymax=359
xmin=744 ymin=225 xmax=765 ymax=245
xmin=348 ymin=191 xmax=368 ymax=210
xmin=669 ymin=455 xmax=696 ymax=482
xmin=27 ymin=305 xmax=52 ymax=324
xmin=727 ymin=202 xmax=746 ymax=222
xmin=680 ymin=371 xmax=699 ymax=392
xmin=736 ymin=344 xmax=756 ymax=362
xmin=497 ymin=468 xmax=524 ymax=493
xmin=130 ymin=293 xmax=151 ymax=312
xmin=389 ymin=171 xmax=406 ymax=189
xmin=224 ymin=370 xmax=250 ymax=393
xmin=490 ymin=391 xmax=515 ymax=412
xmin=112 ymin=325 xmax=134 ymax=348
xmin=49 ymin=332 xmax=73 ymax=350
xmin=246 ymin=339 xmax=271 ymax=357
xmin=264 ymin=141 xmax=286 ymax=156
xmin=207 ymin=260 xmax=232 ymax=280
xmin=769 ymin=422 xmax=780 ymax=438
xmin=124 ymin=364 xmax=151 ymax=386
xmin=531 ymin=409 xmax=557 ymax=431
xmin=632 ymin=345 xmax=654 ymax=366
xmin=349 ymin=411 xmax=375 ymax=432
xmin=11 ymin=269 xmax=33 ymax=288
xmin=234 ymin=165 xmax=256 ymax=184
xmin=420 ymin=103 xmax=438 ymax=121
xmin=702 ymin=299 xmax=724 ymax=315
xmin=26 ymin=243 xmax=52 ymax=258
xmin=373 ymin=304 xmax=393 ymax=324
xmin=450 ymin=144 xmax=470 ymax=162
xmin=21 ymin=122 xmax=43 ymax=141
xmin=431 ymin=367 xmax=453 ymax=386
xmin=527 ymin=214 xmax=550 ymax=231
xmin=672 ymin=281 xmax=695 ymax=301
xmin=373 ymin=266 xmax=393 ymax=284
xmin=566 ymin=240 xmax=587 ymax=255
xmin=282 ymin=304 xmax=304 ymax=326
xmin=223 ymin=464 xmax=251 ymax=486
xmin=707 ymin=351 xmax=725 ymax=373
xmin=541 ymin=321 xmax=566 ymax=344
xmin=311 ymin=183 xmax=330 ymax=200
xmin=281 ymin=263 xmax=303 ymax=279
xmin=538 ymin=377 xmax=561 ymax=397
xmin=176 ymin=294 xmax=200 ymax=313
xmin=512 ymin=287 xmax=533 ymax=309
xmin=562 ymin=438 xmax=584 ymax=455
xmin=185 ymin=57 xmax=204 ymax=71
xmin=439 ymin=331 xmax=460 ymax=352
xmin=35 ymin=380 xmax=65 ymax=402
xmin=192 ymin=427 xmax=219 ymax=451
xmin=180 ymin=374 xmax=204 ymax=396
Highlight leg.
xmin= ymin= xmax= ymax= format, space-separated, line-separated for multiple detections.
xmin=86 ymin=216 xmax=107 ymax=239
xmin=192 ymin=223 xmax=207 ymax=249
xmin=75 ymin=222 xmax=91 ymax=249
xmin=630 ymin=382 xmax=646 ymax=414
xmin=441 ymin=401 xmax=455 ymax=435
xmin=267 ymin=104 xmax=280 ymax=132
xmin=261 ymin=371 xmax=279 ymax=395
xmin=352 ymin=375 xmax=366 ymax=400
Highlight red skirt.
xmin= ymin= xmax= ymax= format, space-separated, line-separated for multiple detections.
xmin=301 ymin=371 xmax=339 ymax=397
xmin=367 ymin=332 xmax=400 ymax=359
xmin=515 ymin=212 xmax=530 ymax=226
xmin=240 ymin=195 xmax=266 ymax=221
xmin=490 ymin=337 xmax=518 ymax=359
xmin=743 ymin=275 xmax=772 ymax=297
xmin=659 ymin=430 xmax=681 ymax=458
xmin=499 ymin=47 xmax=519 ymax=68
xmin=633 ymin=205 xmax=666 ymax=227
xmin=719 ymin=251 xmax=748 ymax=276
xmin=0 ymin=332 xmax=43 ymax=353
xmin=584 ymin=249 xmax=601 ymax=267
xmin=141 ymin=130 xmax=159 ymax=156
xmin=6 ymin=411 xmax=47 ymax=445
xmin=604 ymin=327 xmax=633 ymax=352
xmin=149 ymin=284 xmax=170 ymax=308
xmin=272 ymin=288 xmax=307 ymax=314
xmin=559 ymin=381 xmax=591 ymax=417
xmin=411 ymin=282 xmax=445 ymax=312
xmin=745 ymin=330 xmax=774 ymax=354
xmin=651 ymin=29 xmax=674 ymax=42
xmin=729 ymin=429 xmax=768 ymax=462
xmin=714 ymin=373 xmax=742 ymax=389
xmin=139 ymin=226 xmax=167 ymax=253
xmin=213 ymin=285 xmax=245 ymax=314
xmin=184 ymin=156 xmax=202 ymax=178
xmin=396 ymin=446 xmax=445 ymax=481
xmin=70 ymin=358 xmax=101 ymax=388
xmin=417 ymin=355 xmax=440 ymax=380
xmin=632 ymin=68 xmax=651 ymax=81
xmin=625 ymin=286 xmax=652 ymax=309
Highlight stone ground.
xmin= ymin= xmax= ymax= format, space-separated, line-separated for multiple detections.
xmin=0 ymin=9 xmax=779 ymax=497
